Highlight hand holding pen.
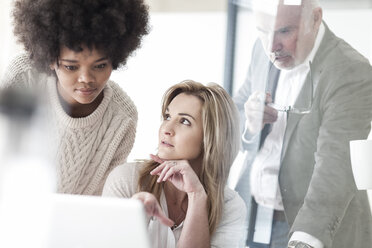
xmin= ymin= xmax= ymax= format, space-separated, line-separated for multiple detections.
xmin=244 ymin=91 xmax=278 ymax=134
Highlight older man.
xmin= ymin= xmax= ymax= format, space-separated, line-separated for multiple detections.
xmin=234 ymin=0 xmax=372 ymax=247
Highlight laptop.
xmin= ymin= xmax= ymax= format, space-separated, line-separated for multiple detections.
xmin=46 ymin=194 xmax=150 ymax=248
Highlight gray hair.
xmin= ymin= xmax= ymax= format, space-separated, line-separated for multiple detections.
xmin=303 ymin=0 xmax=320 ymax=10
xmin=301 ymin=0 xmax=322 ymax=32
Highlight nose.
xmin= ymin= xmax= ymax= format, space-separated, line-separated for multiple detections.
xmin=260 ymin=32 xmax=281 ymax=56
xmin=270 ymin=33 xmax=282 ymax=54
xmin=161 ymin=121 xmax=175 ymax=136
xmin=78 ymin=68 xmax=95 ymax=84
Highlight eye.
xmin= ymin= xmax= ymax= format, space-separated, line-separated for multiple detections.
xmin=277 ymin=27 xmax=291 ymax=35
xmin=163 ymin=113 xmax=171 ymax=121
xmin=64 ymin=65 xmax=78 ymax=71
xmin=94 ymin=63 xmax=107 ymax=69
xmin=180 ymin=118 xmax=191 ymax=126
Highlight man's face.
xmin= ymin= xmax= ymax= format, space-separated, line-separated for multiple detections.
xmin=255 ymin=4 xmax=318 ymax=70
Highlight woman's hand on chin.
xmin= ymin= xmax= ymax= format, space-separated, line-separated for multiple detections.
xmin=149 ymin=154 xmax=205 ymax=195
xmin=132 ymin=192 xmax=174 ymax=227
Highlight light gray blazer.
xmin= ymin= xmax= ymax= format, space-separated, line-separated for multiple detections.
xmin=234 ymin=22 xmax=372 ymax=248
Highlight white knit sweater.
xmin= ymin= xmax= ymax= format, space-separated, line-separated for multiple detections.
xmin=103 ymin=163 xmax=248 ymax=248
xmin=1 ymin=54 xmax=137 ymax=195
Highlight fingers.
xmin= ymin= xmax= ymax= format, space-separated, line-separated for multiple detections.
xmin=153 ymin=161 xmax=179 ymax=183
xmin=244 ymin=91 xmax=265 ymax=133
xmin=132 ymin=192 xmax=174 ymax=227
xmin=156 ymin=162 xmax=173 ymax=182
xmin=150 ymin=162 xmax=166 ymax=176
xmin=265 ymin=92 xmax=273 ymax=104
xmin=150 ymin=154 xmax=164 ymax=164
xmin=149 ymin=154 xmax=169 ymax=179
xmin=154 ymin=208 xmax=175 ymax=227
xmin=245 ymin=91 xmax=279 ymax=132
xmin=162 ymin=166 xmax=178 ymax=182
xmin=150 ymin=160 xmax=185 ymax=184
xmin=263 ymin=105 xmax=278 ymax=124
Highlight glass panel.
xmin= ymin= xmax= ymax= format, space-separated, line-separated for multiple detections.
xmin=231 ymin=0 xmax=372 ymax=247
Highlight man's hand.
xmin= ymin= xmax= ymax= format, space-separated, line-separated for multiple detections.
xmin=244 ymin=91 xmax=278 ymax=134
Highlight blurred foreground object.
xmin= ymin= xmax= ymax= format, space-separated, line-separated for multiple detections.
xmin=350 ymin=137 xmax=372 ymax=190
xmin=0 ymin=86 xmax=56 ymax=248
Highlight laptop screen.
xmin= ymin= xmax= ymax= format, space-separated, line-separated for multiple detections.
xmin=46 ymin=194 xmax=150 ymax=248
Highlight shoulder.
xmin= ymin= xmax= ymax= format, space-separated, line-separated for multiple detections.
xmin=223 ymin=187 xmax=247 ymax=218
xmin=313 ymin=25 xmax=372 ymax=98
xmin=317 ymin=24 xmax=371 ymax=75
xmin=102 ymin=162 xmax=144 ymax=198
xmin=211 ymin=187 xmax=247 ymax=247
xmin=2 ymin=53 xmax=33 ymax=87
xmin=5 ymin=53 xmax=33 ymax=74
xmin=1 ymin=52 xmax=50 ymax=90
xmin=107 ymin=80 xmax=138 ymax=121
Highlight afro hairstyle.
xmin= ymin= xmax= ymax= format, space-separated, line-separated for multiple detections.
xmin=12 ymin=0 xmax=150 ymax=73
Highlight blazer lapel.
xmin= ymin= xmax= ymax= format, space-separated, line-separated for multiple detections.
xmin=281 ymin=22 xmax=335 ymax=160
xmin=281 ymin=72 xmax=313 ymax=160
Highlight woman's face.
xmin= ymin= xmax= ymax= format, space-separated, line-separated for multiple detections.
xmin=158 ymin=93 xmax=204 ymax=163
xmin=51 ymin=45 xmax=113 ymax=107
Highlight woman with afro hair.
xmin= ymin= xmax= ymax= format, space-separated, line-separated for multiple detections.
xmin=1 ymin=0 xmax=149 ymax=195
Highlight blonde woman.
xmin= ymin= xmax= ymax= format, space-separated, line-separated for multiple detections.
xmin=103 ymin=80 xmax=246 ymax=248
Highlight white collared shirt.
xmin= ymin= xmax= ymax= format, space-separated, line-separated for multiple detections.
xmin=148 ymin=192 xmax=183 ymax=248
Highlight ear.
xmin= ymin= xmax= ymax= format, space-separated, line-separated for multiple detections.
xmin=312 ymin=7 xmax=323 ymax=29
xmin=49 ymin=61 xmax=58 ymax=71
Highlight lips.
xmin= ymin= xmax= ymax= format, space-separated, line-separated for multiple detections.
xmin=161 ymin=140 xmax=174 ymax=147
xmin=274 ymin=54 xmax=290 ymax=61
xmin=76 ymin=88 xmax=96 ymax=96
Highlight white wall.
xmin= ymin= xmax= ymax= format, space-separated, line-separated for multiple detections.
xmin=145 ymin=0 xmax=226 ymax=12
xmin=111 ymin=12 xmax=227 ymax=161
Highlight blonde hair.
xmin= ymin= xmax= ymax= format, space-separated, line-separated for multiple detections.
xmin=138 ymin=80 xmax=240 ymax=234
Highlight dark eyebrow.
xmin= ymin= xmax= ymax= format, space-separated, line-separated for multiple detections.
xmin=59 ymin=57 xmax=108 ymax=63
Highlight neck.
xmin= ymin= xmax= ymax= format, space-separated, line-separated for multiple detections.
xmin=188 ymin=155 xmax=203 ymax=178
xmin=57 ymin=85 xmax=103 ymax=118
xmin=164 ymin=181 xmax=187 ymax=205
xmin=164 ymin=182 xmax=188 ymax=227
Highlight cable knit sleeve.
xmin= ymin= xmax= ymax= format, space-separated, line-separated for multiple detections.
xmin=96 ymin=115 xmax=137 ymax=193
xmin=1 ymin=53 xmax=35 ymax=89
xmin=107 ymin=80 xmax=138 ymax=167
xmin=110 ymin=115 xmax=137 ymax=166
